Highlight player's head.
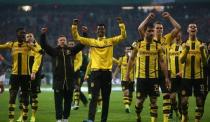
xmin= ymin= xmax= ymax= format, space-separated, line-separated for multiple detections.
xmin=16 ymin=27 xmax=26 ymax=42
xmin=144 ymin=23 xmax=155 ymax=41
xmin=154 ymin=21 xmax=163 ymax=36
xmin=57 ymin=35 xmax=67 ymax=47
xmin=68 ymin=41 xmax=75 ymax=48
xmin=26 ymin=33 xmax=35 ymax=43
xmin=97 ymin=24 xmax=106 ymax=37
xmin=187 ymin=23 xmax=198 ymax=36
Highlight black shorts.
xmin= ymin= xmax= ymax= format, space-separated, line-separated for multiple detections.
xmin=29 ymin=74 xmax=42 ymax=94
xmin=121 ymin=81 xmax=134 ymax=92
xmin=136 ymin=78 xmax=160 ymax=97
xmin=171 ymin=77 xmax=182 ymax=93
xmin=159 ymin=80 xmax=169 ymax=93
xmin=9 ymin=75 xmax=30 ymax=93
xmin=159 ymin=70 xmax=172 ymax=93
xmin=180 ymin=79 xmax=206 ymax=97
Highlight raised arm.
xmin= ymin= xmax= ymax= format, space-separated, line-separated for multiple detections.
xmin=138 ymin=13 xmax=155 ymax=38
xmin=71 ymin=19 xmax=96 ymax=46
xmin=110 ymin=17 xmax=127 ymax=45
xmin=40 ymin=28 xmax=57 ymax=57
xmin=70 ymin=26 xmax=86 ymax=55
xmin=162 ymin=12 xmax=181 ymax=42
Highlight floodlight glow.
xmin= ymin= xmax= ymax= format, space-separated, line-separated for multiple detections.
xmin=138 ymin=5 xmax=164 ymax=12
xmin=121 ymin=6 xmax=134 ymax=10
xmin=21 ymin=5 xmax=32 ymax=12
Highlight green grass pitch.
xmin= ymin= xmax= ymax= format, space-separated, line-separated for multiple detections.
xmin=0 ymin=91 xmax=210 ymax=122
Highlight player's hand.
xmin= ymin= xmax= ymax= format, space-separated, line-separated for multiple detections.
xmin=125 ymin=73 xmax=130 ymax=81
xmin=116 ymin=17 xmax=123 ymax=24
xmin=200 ymin=43 xmax=205 ymax=51
xmin=73 ymin=19 xmax=79 ymax=25
xmin=176 ymin=72 xmax=182 ymax=78
xmin=82 ymin=26 xmax=88 ymax=32
xmin=162 ymin=12 xmax=171 ymax=19
xmin=184 ymin=44 xmax=190 ymax=51
xmin=41 ymin=28 xmax=48 ymax=34
xmin=165 ymin=78 xmax=171 ymax=91
xmin=84 ymin=75 xmax=89 ymax=81
xmin=0 ymin=82 xmax=4 ymax=94
xmin=31 ymin=72 xmax=36 ymax=80
xmin=148 ymin=12 xmax=155 ymax=19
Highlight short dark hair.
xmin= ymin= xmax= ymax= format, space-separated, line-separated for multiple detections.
xmin=154 ymin=21 xmax=163 ymax=26
xmin=144 ymin=23 xmax=154 ymax=31
xmin=97 ymin=23 xmax=105 ymax=26
xmin=16 ymin=27 xmax=25 ymax=33
xmin=188 ymin=22 xmax=197 ymax=27
xmin=188 ymin=20 xmax=197 ymax=25
xmin=97 ymin=24 xmax=106 ymax=28
xmin=26 ymin=32 xmax=33 ymax=34
xmin=58 ymin=35 xmax=66 ymax=38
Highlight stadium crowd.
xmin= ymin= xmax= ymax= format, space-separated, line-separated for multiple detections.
xmin=0 ymin=2 xmax=210 ymax=122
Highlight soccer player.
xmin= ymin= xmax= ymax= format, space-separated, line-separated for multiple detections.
xmin=84 ymin=53 xmax=103 ymax=113
xmin=69 ymin=43 xmax=88 ymax=110
xmin=84 ymin=49 xmax=93 ymax=100
xmin=138 ymin=12 xmax=181 ymax=122
xmin=40 ymin=28 xmax=85 ymax=122
xmin=179 ymin=23 xmax=207 ymax=122
xmin=70 ymin=27 xmax=89 ymax=110
xmin=0 ymin=28 xmax=42 ymax=122
xmin=168 ymin=32 xmax=182 ymax=119
xmin=113 ymin=46 xmax=135 ymax=113
xmin=126 ymin=23 xmax=171 ymax=122
xmin=17 ymin=32 xmax=44 ymax=122
xmin=72 ymin=17 xmax=126 ymax=122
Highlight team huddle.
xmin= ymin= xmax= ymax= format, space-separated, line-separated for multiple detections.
xmin=0 ymin=11 xmax=209 ymax=122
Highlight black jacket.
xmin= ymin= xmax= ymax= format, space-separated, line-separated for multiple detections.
xmin=40 ymin=34 xmax=85 ymax=90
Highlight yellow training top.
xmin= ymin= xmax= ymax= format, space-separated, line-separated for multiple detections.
xmin=72 ymin=23 xmax=126 ymax=70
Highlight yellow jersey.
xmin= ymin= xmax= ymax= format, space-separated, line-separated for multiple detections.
xmin=155 ymin=33 xmax=173 ymax=69
xmin=74 ymin=51 xmax=83 ymax=72
xmin=0 ymin=41 xmax=42 ymax=75
xmin=169 ymin=42 xmax=182 ymax=78
xmin=180 ymin=39 xmax=207 ymax=79
xmin=133 ymin=39 xmax=164 ymax=79
xmin=118 ymin=55 xmax=135 ymax=81
xmin=72 ymin=23 xmax=126 ymax=70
